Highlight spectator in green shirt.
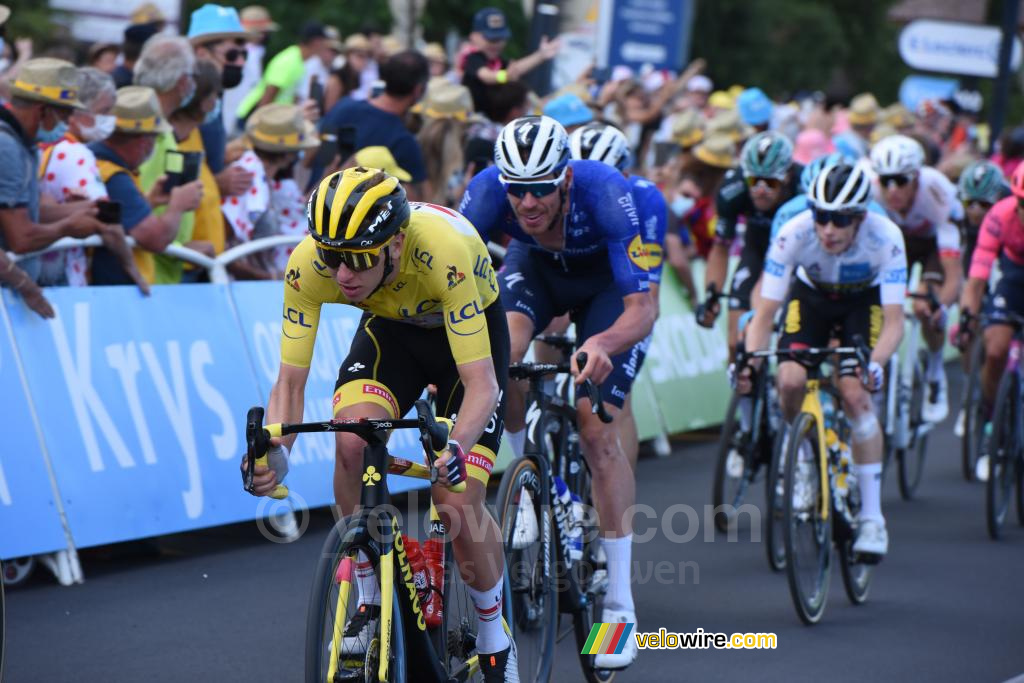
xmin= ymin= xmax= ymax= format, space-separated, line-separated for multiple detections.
xmin=236 ymin=21 xmax=331 ymax=122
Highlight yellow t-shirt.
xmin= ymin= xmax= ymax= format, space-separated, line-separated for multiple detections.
xmin=178 ymin=128 xmax=225 ymax=258
xmin=280 ymin=202 xmax=499 ymax=368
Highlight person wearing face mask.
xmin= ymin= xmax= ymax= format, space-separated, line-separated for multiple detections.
xmin=89 ymin=86 xmax=203 ymax=286
xmin=225 ymin=6 xmax=278 ymax=137
xmin=37 ymin=68 xmax=120 ymax=287
xmin=188 ymin=4 xmax=251 ymax=184
xmin=167 ymin=59 xmax=225 ymax=283
xmin=0 ymin=57 xmax=111 ymax=286
xmin=220 ymin=103 xmax=318 ymax=280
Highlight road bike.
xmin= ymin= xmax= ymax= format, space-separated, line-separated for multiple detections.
xmin=983 ymin=311 xmax=1024 ymax=539
xmin=494 ymin=341 xmax=616 ymax=683
xmin=744 ymin=342 xmax=877 ymax=625
xmin=244 ymin=400 xmax=510 ymax=682
xmin=957 ymin=310 xmax=987 ymax=482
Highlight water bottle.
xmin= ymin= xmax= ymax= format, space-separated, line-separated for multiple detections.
xmin=553 ymin=476 xmax=583 ymax=563
xmin=568 ymin=492 xmax=584 ymax=563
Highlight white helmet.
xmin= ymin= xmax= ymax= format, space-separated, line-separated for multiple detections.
xmin=870 ymin=134 xmax=924 ymax=176
xmin=807 ymin=161 xmax=872 ymax=212
xmin=494 ymin=115 xmax=570 ymax=182
xmin=569 ymin=122 xmax=631 ymax=171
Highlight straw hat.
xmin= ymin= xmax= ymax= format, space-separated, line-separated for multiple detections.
xmin=380 ymin=35 xmax=404 ymax=58
xmin=130 ymin=2 xmax=165 ymax=25
xmin=344 ymin=33 xmax=371 ymax=54
xmin=240 ymin=5 xmax=278 ymax=33
xmin=881 ymin=103 xmax=913 ymax=129
xmin=708 ymin=90 xmax=734 ymax=110
xmin=246 ymin=103 xmax=320 ymax=152
xmin=848 ymin=92 xmax=879 ymax=126
xmin=353 ymin=146 xmax=411 ymax=181
xmin=112 ymin=86 xmax=172 ymax=134
xmin=693 ymin=133 xmax=736 ymax=169
xmin=706 ymin=108 xmax=750 ymax=143
xmin=9 ymin=58 xmax=84 ymax=109
xmin=671 ymin=109 xmax=704 ymax=148
xmin=422 ymin=42 xmax=447 ymax=64
xmin=324 ymin=27 xmax=344 ymax=53
xmin=415 ymin=81 xmax=474 ymax=121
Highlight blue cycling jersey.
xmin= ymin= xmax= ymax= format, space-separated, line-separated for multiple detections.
xmin=770 ymin=195 xmax=889 ymax=240
xmin=629 ymin=175 xmax=667 ymax=284
xmin=458 ymin=160 xmax=649 ymax=296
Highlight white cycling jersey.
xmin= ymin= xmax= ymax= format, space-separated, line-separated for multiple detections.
xmin=762 ymin=210 xmax=908 ymax=306
xmin=873 ymin=166 xmax=962 ymax=257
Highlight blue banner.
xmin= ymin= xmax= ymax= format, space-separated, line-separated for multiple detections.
xmin=0 ymin=296 xmax=68 ymax=559
xmin=599 ymin=0 xmax=692 ymax=72
xmin=5 ymin=285 xmax=267 ymax=548
xmin=231 ymin=281 xmax=434 ymax=506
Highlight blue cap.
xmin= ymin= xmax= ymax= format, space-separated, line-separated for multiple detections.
xmin=473 ymin=7 xmax=511 ymax=41
xmin=543 ymin=94 xmax=593 ymax=129
xmin=737 ymin=87 xmax=773 ymax=126
xmin=187 ymin=4 xmax=248 ymax=44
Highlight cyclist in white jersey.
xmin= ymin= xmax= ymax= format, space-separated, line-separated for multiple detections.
xmin=870 ymin=135 xmax=962 ymax=423
xmin=743 ymin=162 xmax=907 ymax=556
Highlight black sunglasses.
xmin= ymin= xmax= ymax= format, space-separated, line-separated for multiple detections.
xmin=224 ymin=48 xmax=248 ymax=62
xmin=316 ymin=245 xmax=381 ymax=272
xmin=745 ymin=176 xmax=783 ymax=191
xmin=880 ymin=173 xmax=913 ymax=188
xmin=812 ymin=208 xmax=863 ymax=228
xmin=504 ymin=179 xmax=562 ymax=199
xmin=964 ymin=199 xmax=993 ymax=211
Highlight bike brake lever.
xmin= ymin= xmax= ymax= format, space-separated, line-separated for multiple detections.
xmin=244 ymin=406 xmax=268 ymax=494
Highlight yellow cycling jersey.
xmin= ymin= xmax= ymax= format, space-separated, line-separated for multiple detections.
xmin=280 ymin=202 xmax=499 ymax=368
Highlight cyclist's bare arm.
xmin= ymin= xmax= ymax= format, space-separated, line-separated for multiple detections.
xmin=450 ymin=356 xmax=500 ymax=451
xmin=960 ymin=276 xmax=986 ymax=315
xmin=267 ymin=362 xmax=310 ymax=450
xmin=936 ymin=254 xmax=962 ymax=307
xmin=745 ymin=296 xmax=782 ymax=354
xmin=704 ymin=241 xmax=730 ymax=294
xmin=871 ymin=304 xmax=905 ymax=367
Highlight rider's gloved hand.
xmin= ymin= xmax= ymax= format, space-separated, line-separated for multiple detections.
xmin=695 ymin=298 xmax=720 ymax=328
xmin=240 ymin=442 xmax=290 ymax=498
xmin=929 ymin=303 xmax=948 ymax=331
xmin=866 ymin=361 xmax=885 ymax=393
xmin=434 ymin=440 xmax=468 ymax=490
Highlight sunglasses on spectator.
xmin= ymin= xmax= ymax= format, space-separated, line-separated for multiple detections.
xmin=223 ymin=48 xmax=247 ymax=62
xmin=316 ymin=245 xmax=381 ymax=272
xmin=964 ymin=199 xmax=993 ymax=211
xmin=879 ymin=173 xmax=914 ymax=188
xmin=812 ymin=208 xmax=863 ymax=228
xmin=745 ymin=176 xmax=783 ymax=190
xmin=502 ymin=170 xmax=566 ymax=199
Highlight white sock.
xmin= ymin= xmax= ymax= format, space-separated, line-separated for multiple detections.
xmin=927 ymin=349 xmax=944 ymax=382
xmin=505 ymin=428 xmax=526 ymax=458
xmin=738 ymin=396 xmax=753 ymax=433
xmin=355 ymin=550 xmax=380 ymax=606
xmin=854 ymin=463 xmax=884 ymax=523
xmin=601 ymin=534 xmax=634 ymax=613
xmin=467 ymin=577 xmax=510 ymax=654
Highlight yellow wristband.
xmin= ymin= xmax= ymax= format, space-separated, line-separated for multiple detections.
xmin=495 ymin=69 xmax=508 ymax=84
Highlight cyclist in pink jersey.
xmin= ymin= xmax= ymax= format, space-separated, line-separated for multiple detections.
xmin=960 ymin=163 xmax=1024 ymax=480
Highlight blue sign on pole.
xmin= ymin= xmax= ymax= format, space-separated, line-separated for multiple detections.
xmin=0 ymin=294 xmax=68 ymax=559
xmin=899 ymin=75 xmax=959 ymax=113
xmin=6 ymin=285 xmax=267 ymax=548
xmin=597 ymin=0 xmax=692 ymax=72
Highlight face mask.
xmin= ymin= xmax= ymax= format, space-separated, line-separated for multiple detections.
xmin=670 ymin=195 xmax=695 ymax=218
xmin=204 ymin=98 xmax=222 ymax=125
xmin=79 ymin=114 xmax=117 ymax=142
xmin=36 ymin=111 xmax=68 ymax=144
xmin=221 ymin=64 xmax=243 ymax=90
xmin=179 ymin=76 xmax=196 ymax=109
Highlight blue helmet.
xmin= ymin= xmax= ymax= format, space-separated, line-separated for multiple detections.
xmin=800 ymin=152 xmax=848 ymax=194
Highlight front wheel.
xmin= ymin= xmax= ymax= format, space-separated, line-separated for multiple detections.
xmin=572 ymin=511 xmax=616 ymax=683
xmin=304 ymin=520 xmax=406 ymax=683
xmin=764 ymin=426 xmax=787 ymax=572
xmin=962 ymin=338 xmax=986 ymax=481
xmin=496 ymin=457 xmax=557 ymax=683
xmin=713 ymin=390 xmax=758 ymax=532
xmin=782 ymin=412 xmax=831 ymax=625
xmin=987 ymin=371 xmax=1020 ymax=540
xmin=897 ymin=350 xmax=929 ymax=500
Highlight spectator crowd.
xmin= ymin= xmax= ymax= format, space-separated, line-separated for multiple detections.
xmin=0 ymin=1 xmax=1011 ymax=318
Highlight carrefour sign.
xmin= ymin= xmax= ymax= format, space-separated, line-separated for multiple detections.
xmin=899 ymin=20 xmax=1022 ymax=77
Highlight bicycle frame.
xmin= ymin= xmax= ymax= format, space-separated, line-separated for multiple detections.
xmin=797 ymin=379 xmax=832 ymax=521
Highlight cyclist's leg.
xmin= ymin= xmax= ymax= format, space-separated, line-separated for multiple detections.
xmin=730 ymin=248 xmax=761 ymax=432
xmin=619 ymin=394 xmax=638 ymax=471
xmin=775 ymin=282 xmax=832 ymax=422
xmin=981 ymin=272 xmax=1024 ymax=406
xmin=431 ymin=302 xmax=511 ymax=657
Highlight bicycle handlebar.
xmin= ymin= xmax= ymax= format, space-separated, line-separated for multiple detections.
xmin=508 ymin=353 xmax=614 ymax=424
xmin=737 ymin=334 xmax=871 ymax=377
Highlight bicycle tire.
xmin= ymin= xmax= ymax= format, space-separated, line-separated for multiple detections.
xmin=304 ymin=520 xmax=406 ymax=683
xmin=495 ymin=456 xmax=557 ymax=683
xmin=571 ymin=491 xmax=615 ymax=683
xmin=764 ymin=426 xmax=787 ymax=572
xmin=961 ymin=338 xmax=986 ymax=482
xmin=712 ymin=390 xmax=755 ymax=533
xmin=987 ymin=371 xmax=1019 ymax=540
xmin=782 ymin=412 xmax=831 ymax=625
xmin=897 ymin=350 xmax=928 ymax=500
xmin=838 ymin=475 xmax=872 ymax=605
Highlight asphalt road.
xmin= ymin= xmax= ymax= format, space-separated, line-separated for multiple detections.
xmin=5 ymin=370 xmax=1024 ymax=682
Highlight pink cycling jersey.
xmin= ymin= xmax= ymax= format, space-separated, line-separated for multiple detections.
xmin=969 ymin=195 xmax=1024 ymax=280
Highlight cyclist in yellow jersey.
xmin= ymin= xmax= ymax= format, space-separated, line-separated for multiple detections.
xmin=243 ymin=167 xmax=518 ymax=680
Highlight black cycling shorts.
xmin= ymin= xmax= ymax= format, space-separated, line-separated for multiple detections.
xmin=777 ymin=280 xmax=882 ymax=377
xmin=905 ymin=235 xmax=943 ymax=282
xmin=333 ymin=300 xmax=510 ymax=484
xmin=985 ymin=258 xmax=1024 ymax=329
xmin=728 ymin=242 xmax=764 ymax=311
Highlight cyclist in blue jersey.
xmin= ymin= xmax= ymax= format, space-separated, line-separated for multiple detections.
xmin=459 ymin=115 xmax=655 ymax=670
xmin=771 ymin=153 xmax=888 ymax=239
xmin=569 ymin=120 xmax=667 ymax=469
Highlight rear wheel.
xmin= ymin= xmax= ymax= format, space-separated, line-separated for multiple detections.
xmin=713 ymin=388 xmax=760 ymax=532
xmin=962 ymin=338 xmax=986 ymax=481
xmin=838 ymin=477 xmax=872 ymax=605
xmin=496 ymin=457 xmax=556 ymax=682
xmin=764 ymin=426 xmax=787 ymax=572
xmin=987 ymin=372 xmax=1019 ymax=540
xmin=304 ymin=519 xmax=405 ymax=683
xmin=783 ymin=412 xmax=831 ymax=625
xmin=897 ymin=350 xmax=929 ymax=500
xmin=572 ymin=486 xmax=615 ymax=683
